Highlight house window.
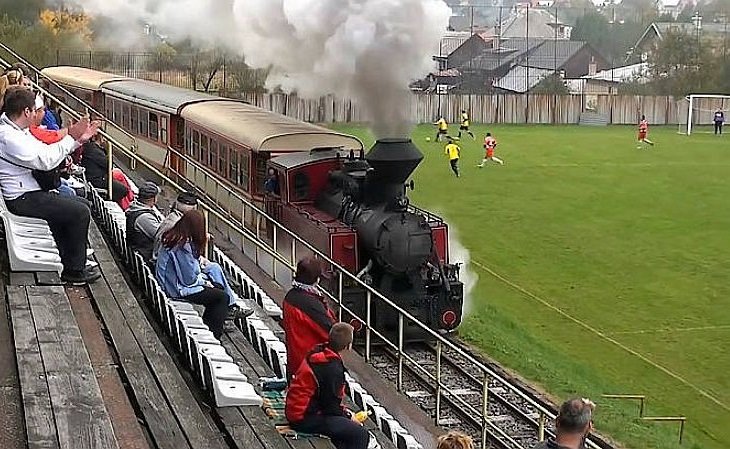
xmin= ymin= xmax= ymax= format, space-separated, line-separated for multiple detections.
xmin=160 ymin=115 xmax=168 ymax=145
xmin=149 ymin=112 xmax=159 ymax=141
xmin=192 ymin=129 xmax=200 ymax=159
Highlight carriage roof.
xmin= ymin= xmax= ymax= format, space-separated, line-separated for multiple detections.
xmin=102 ymin=80 xmax=220 ymax=114
xmin=181 ymin=101 xmax=364 ymax=153
xmin=41 ymin=66 xmax=130 ymax=91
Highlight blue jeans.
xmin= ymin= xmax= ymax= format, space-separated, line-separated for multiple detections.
xmin=203 ymin=262 xmax=236 ymax=307
xmin=57 ymin=179 xmax=77 ymax=197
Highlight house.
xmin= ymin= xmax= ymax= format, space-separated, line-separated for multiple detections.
xmin=442 ymin=32 xmax=497 ymax=70
xmin=500 ymin=7 xmax=572 ymax=39
xmin=631 ymin=21 xmax=730 ymax=61
xmin=658 ymin=0 xmax=693 ymax=19
xmin=565 ymin=62 xmax=650 ymax=94
xmin=472 ymin=40 xmax=607 ymax=93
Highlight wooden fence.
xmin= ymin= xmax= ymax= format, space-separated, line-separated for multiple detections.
xmin=237 ymin=92 xmax=716 ymax=126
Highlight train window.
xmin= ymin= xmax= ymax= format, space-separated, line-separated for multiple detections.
xmin=131 ymin=107 xmax=138 ymax=134
xmin=139 ymin=110 xmax=148 ymax=137
xmin=114 ymin=100 xmax=122 ymax=123
xmin=105 ymin=100 xmax=112 ymax=119
xmin=160 ymin=116 xmax=168 ymax=145
xmin=192 ymin=129 xmax=200 ymax=159
xmin=229 ymin=148 xmax=238 ymax=184
xmin=149 ymin=113 xmax=159 ymax=141
xmin=292 ymin=172 xmax=310 ymax=201
xmin=254 ymin=155 xmax=268 ymax=194
xmin=122 ymin=104 xmax=130 ymax=130
xmin=209 ymin=140 xmax=217 ymax=168
xmin=240 ymin=151 xmax=250 ymax=192
xmin=200 ymin=134 xmax=209 ymax=164
xmin=175 ymin=119 xmax=184 ymax=149
xmin=219 ymin=145 xmax=226 ymax=176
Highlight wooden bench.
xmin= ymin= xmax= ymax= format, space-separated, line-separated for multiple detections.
xmin=6 ymin=275 xmax=119 ymax=449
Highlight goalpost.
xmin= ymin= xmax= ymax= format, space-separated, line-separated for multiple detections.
xmin=680 ymin=94 xmax=730 ymax=135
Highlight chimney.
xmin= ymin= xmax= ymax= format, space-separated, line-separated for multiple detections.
xmin=588 ymin=56 xmax=597 ymax=76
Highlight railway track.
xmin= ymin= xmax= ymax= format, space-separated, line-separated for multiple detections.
xmin=367 ymin=340 xmax=612 ymax=449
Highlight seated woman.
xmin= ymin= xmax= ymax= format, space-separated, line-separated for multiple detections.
xmin=155 ymin=210 xmax=229 ymax=338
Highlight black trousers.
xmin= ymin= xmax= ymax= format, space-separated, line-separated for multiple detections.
xmin=183 ymin=286 xmax=228 ymax=338
xmin=292 ymin=416 xmax=369 ymax=449
xmin=6 ymin=190 xmax=90 ymax=272
xmin=715 ymin=122 xmax=723 ymax=134
xmin=450 ymin=159 xmax=459 ymax=176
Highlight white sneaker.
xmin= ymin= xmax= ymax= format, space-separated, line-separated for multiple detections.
xmin=86 ymin=260 xmax=99 ymax=269
xmin=87 ymin=248 xmax=95 ymax=257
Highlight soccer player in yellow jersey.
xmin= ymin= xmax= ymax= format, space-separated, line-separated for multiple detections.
xmin=458 ymin=110 xmax=475 ymax=139
xmin=434 ymin=116 xmax=449 ymax=142
xmin=444 ymin=138 xmax=461 ymax=177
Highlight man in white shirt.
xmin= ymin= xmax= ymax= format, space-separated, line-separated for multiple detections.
xmin=0 ymin=87 xmax=100 ymax=284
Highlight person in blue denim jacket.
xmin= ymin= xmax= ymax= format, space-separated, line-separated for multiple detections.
xmin=155 ymin=209 xmax=229 ymax=337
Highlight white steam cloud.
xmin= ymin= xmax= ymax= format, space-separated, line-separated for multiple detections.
xmin=447 ymin=225 xmax=478 ymax=317
xmin=67 ymin=0 xmax=451 ymax=137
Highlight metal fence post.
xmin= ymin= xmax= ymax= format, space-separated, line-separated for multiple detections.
xmin=481 ymin=372 xmax=489 ymax=449
xmin=538 ymin=411 xmax=546 ymax=442
xmin=397 ymin=313 xmax=404 ymax=392
xmin=337 ymin=271 xmax=344 ymax=321
xmin=365 ymin=291 xmax=371 ymax=362
xmin=106 ymin=140 xmax=114 ymax=197
xmin=435 ymin=340 xmax=442 ymax=427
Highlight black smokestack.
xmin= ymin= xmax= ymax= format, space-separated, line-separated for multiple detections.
xmin=363 ymin=138 xmax=423 ymax=208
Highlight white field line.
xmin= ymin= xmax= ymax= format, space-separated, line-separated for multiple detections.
xmin=471 ymin=258 xmax=730 ymax=412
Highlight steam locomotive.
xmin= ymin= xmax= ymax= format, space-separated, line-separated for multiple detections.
xmin=41 ymin=66 xmax=464 ymax=339
xmin=269 ymin=138 xmax=464 ymax=339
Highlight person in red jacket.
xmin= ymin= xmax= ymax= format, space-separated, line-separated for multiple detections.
xmin=282 ymin=256 xmax=337 ymax=380
xmin=285 ymin=323 xmax=369 ymax=449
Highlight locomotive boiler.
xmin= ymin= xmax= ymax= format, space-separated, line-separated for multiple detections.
xmin=315 ymin=138 xmax=464 ymax=339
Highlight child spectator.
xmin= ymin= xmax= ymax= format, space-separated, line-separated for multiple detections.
xmin=285 ymin=323 xmax=369 ymax=449
xmin=437 ymin=431 xmax=474 ymax=449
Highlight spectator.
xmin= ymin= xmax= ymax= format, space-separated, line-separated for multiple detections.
xmin=0 ymin=87 xmax=100 ymax=284
xmin=152 ymin=191 xmax=252 ymax=319
xmin=285 ymin=323 xmax=369 ymax=449
xmin=437 ymin=431 xmax=474 ymax=449
xmin=282 ymin=256 xmax=337 ymax=380
xmin=29 ymin=95 xmax=68 ymax=143
xmin=40 ymin=98 xmax=60 ymax=131
xmin=80 ymin=135 xmax=130 ymax=204
xmin=79 ymin=136 xmax=134 ymax=203
xmin=714 ymin=109 xmax=724 ymax=135
xmin=126 ymin=181 xmax=164 ymax=262
xmin=156 ymin=210 xmax=229 ymax=338
xmin=153 ymin=191 xmax=198 ymax=261
xmin=264 ymin=168 xmax=280 ymax=196
xmin=50 ymin=101 xmax=63 ymax=128
xmin=532 ymin=398 xmax=595 ymax=449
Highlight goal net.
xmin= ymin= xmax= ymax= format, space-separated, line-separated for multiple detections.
xmin=678 ymin=94 xmax=730 ymax=135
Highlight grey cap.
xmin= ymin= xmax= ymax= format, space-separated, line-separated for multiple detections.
xmin=138 ymin=181 xmax=160 ymax=201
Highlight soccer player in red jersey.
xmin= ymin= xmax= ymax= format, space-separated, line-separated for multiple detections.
xmin=478 ymin=132 xmax=503 ymax=167
xmin=637 ymin=115 xmax=654 ymax=148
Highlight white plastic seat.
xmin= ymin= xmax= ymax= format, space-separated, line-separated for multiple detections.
xmin=212 ymin=379 xmax=262 ymax=407
xmin=0 ymin=212 xmax=62 ymax=273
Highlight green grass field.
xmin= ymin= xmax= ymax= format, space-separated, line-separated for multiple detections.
xmin=329 ymin=123 xmax=730 ymax=449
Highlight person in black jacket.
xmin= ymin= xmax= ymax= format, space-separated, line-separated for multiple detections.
xmin=285 ymin=323 xmax=369 ymax=449
xmin=80 ymin=135 xmax=129 ymax=202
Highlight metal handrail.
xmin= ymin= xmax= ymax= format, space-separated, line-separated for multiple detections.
xmin=0 ymin=43 xmax=138 ymax=143
xmin=161 ymin=149 xmax=604 ymax=449
xmin=0 ymin=51 xmax=605 ymax=448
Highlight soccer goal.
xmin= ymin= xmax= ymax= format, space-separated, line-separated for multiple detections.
xmin=679 ymin=94 xmax=730 ymax=135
